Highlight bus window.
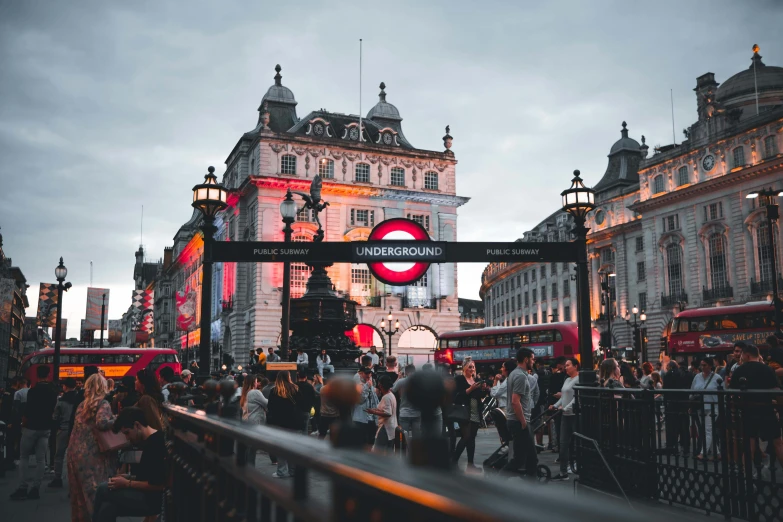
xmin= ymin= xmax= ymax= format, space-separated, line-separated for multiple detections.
xmin=554 ymin=330 xmax=563 ymax=342
xmin=439 ymin=339 xmax=448 ymax=349
xmin=85 ymin=355 xmax=103 ymax=364
xmin=447 ymin=340 xmax=460 ymax=348
xmin=465 ymin=338 xmax=478 ymax=348
xmin=497 ymin=335 xmax=511 ymax=345
xmin=31 ymin=355 xmax=44 ymax=365
xmin=688 ymin=319 xmax=708 ymax=332
xmin=518 ymin=333 xmax=530 ymax=344
xmin=718 ymin=316 xmax=738 ymax=329
xmin=531 ymin=331 xmax=554 ymax=343
xmin=45 ymin=355 xmax=54 ymax=364
xmin=478 ymin=336 xmax=495 ymax=346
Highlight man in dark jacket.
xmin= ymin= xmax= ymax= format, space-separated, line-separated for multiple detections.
xmin=49 ymin=378 xmax=78 ymax=488
xmin=662 ymin=361 xmax=690 ymax=454
xmin=10 ymin=366 xmax=58 ymax=501
xmin=295 ymin=369 xmax=318 ymax=434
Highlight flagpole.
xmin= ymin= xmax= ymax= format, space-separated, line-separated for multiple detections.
xmin=359 ymin=39 xmax=363 ymax=141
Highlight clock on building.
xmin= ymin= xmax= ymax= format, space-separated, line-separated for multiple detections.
xmin=349 ymin=127 xmax=359 ymax=140
xmin=595 ymin=210 xmax=605 ymax=225
xmin=382 ymin=133 xmax=393 ymax=145
xmin=314 ymin=123 xmax=324 ymax=136
xmin=702 ymin=154 xmax=716 ymax=171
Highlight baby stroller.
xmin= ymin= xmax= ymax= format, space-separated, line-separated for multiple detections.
xmin=483 ymin=407 xmax=559 ymax=481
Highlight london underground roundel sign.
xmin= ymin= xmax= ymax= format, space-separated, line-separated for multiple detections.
xmin=366 ymin=218 xmax=431 ymax=286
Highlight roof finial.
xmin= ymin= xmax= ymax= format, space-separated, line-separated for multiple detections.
xmin=274 ymin=64 xmax=282 ymax=86
xmin=750 ymin=44 xmax=765 ymax=68
xmin=621 ymin=121 xmax=628 ymax=138
xmin=379 ymin=82 xmax=386 ymax=102
xmin=443 ymin=125 xmax=453 ymax=153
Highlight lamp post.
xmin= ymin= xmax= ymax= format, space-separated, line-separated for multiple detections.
xmin=99 ymin=293 xmax=106 ymax=348
xmin=380 ymin=308 xmax=400 ymax=357
xmin=192 ymin=166 xmax=228 ymax=380
xmin=747 ymin=187 xmax=783 ymax=335
xmin=53 ymin=258 xmax=71 ymax=383
xmin=279 ymin=188 xmax=297 ymax=360
xmin=600 ymin=272 xmax=616 ymax=358
xmin=561 ymin=170 xmax=597 ymax=384
xmin=624 ymin=305 xmax=647 ymax=362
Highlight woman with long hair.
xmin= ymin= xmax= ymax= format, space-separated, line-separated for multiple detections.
xmin=134 ymin=368 xmax=165 ymax=431
xmin=67 ymin=373 xmax=117 ymax=521
xmin=639 ymin=362 xmax=654 ymax=390
xmin=241 ymin=374 xmax=268 ymax=465
xmin=267 ymin=371 xmax=300 ymax=478
xmin=451 ymin=360 xmax=488 ymax=472
xmin=599 ymin=358 xmax=623 ymax=388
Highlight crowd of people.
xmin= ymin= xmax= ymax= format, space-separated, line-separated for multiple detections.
xmin=1 ymin=337 xmax=780 ymax=520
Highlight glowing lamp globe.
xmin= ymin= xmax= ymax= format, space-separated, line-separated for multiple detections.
xmin=561 ymin=170 xmax=596 ymax=219
xmin=55 ymin=257 xmax=68 ymax=281
xmin=192 ymin=166 xmax=228 ymax=218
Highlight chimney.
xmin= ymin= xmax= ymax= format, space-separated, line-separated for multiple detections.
xmin=163 ymin=247 xmax=174 ymax=269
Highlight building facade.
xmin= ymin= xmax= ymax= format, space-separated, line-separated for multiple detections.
xmin=481 ymin=48 xmax=783 ymax=361
xmin=0 ymin=232 xmax=29 ymax=387
xmin=160 ymin=66 xmax=468 ymax=367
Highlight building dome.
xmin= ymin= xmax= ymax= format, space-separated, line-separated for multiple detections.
xmin=609 ymin=121 xmax=641 ymax=155
xmin=717 ymin=47 xmax=783 ymax=106
xmin=262 ymin=64 xmax=297 ymax=105
xmin=366 ymin=82 xmax=401 ymax=121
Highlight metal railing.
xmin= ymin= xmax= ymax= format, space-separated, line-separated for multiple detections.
xmin=163 ymin=405 xmax=642 ymax=522
xmin=574 ymin=385 xmax=783 ymax=521
xmin=750 ymin=275 xmax=783 ymax=296
xmin=661 ymin=292 xmax=688 ymax=307
xmin=702 ymin=285 xmax=733 ymax=301
xmin=348 ymin=294 xmax=382 ymax=307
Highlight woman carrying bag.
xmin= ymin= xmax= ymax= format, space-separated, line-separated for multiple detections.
xmin=451 ymin=360 xmax=488 ymax=472
xmin=67 ymin=373 xmax=121 ymax=521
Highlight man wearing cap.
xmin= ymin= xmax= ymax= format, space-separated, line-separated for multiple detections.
xmin=181 ymin=369 xmax=194 ymax=389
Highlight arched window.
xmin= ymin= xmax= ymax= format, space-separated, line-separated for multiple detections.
xmin=318 ymin=158 xmax=334 ymax=179
xmin=764 ymin=135 xmax=778 ymax=159
xmin=732 ymin=146 xmax=745 ymax=168
xmin=291 ymin=234 xmax=312 ymax=298
xmin=666 ymin=243 xmax=683 ymax=297
xmin=677 ymin=166 xmax=689 ymax=186
xmin=757 ymin=221 xmax=775 ymax=283
xmin=708 ymin=233 xmax=728 ymax=290
xmin=355 ymin=163 xmax=370 ymax=183
xmin=652 ymin=175 xmax=665 ymax=194
xmin=281 ymin=154 xmax=296 ymax=175
xmin=390 ymin=167 xmax=405 ymax=186
xmin=424 ymin=171 xmax=438 ymax=190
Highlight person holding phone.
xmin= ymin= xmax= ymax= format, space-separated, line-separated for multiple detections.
xmin=366 ymin=375 xmax=397 ymax=453
xmin=452 ymin=361 xmax=488 ymax=472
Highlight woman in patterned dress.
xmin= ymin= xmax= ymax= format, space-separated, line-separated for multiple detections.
xmin=67 ymin=373 xmax=117 ymax=521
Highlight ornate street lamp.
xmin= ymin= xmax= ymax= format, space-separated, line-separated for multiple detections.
xmin=747 ymin=187 xmax=783 ymax=335
xmin=561 ymin=170 xmax=596 ymax=384
xmin=53 ymin=257 xmax=72 ymax=382
xmin=380 ymin=308 xmax=401 ymax=357
xmin=625 ymin=305 xmax=647 ymax=362
xmin=279 ymin=188 xmax=297 ymax=360
xmin=192 ymin=166 xmax=228 ymax=380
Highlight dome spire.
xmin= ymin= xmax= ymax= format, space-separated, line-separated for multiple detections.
xmin=274 ymin=64 xmax=283 ymax=86
xmin=621 ymin=121 xmax=628 ymax=138
xmin=378 ymin=82 xmax=387 ymax=102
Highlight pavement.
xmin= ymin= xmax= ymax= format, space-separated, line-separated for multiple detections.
xmin=0 ymin=428 xmax=710 ymax=522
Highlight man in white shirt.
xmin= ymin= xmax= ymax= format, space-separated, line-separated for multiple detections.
xmin=368 ymin=347 xmax=380 ymax=367
xmin=490 ymin=360 xmax=517 ymax=411
xmin=295 ymin=348 xmax=308 ymax=367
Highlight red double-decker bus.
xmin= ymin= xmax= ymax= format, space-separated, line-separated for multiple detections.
xmin=434 ymin=322 xmax=600 ymax=372
xmin=20 ymin=348 xmax=181 ymax=386
xmin=668 ymin=302 xmax=779 ymax=363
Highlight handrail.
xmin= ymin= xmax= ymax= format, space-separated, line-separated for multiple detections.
xmin=573 ymin=386 xmax=783 ymax=396
xmin=163 ymin=405 xmax=653 ymax=522
xmin=572 ymin=432 xmax=633 ymax=510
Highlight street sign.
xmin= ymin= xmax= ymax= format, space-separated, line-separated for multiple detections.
xmin=211 ymin=240 xmax=577 ymax=264
xmin=366 ymin=218 xmax=432 ymax=286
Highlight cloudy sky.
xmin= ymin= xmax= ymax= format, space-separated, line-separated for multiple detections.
xmin=1 ymin=1 xmax=781 ymax=338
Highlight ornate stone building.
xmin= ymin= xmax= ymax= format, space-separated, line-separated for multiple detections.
xmin=161 ymin=66 xmax=468 ymax=367
xmin=481 ymin=47 xmax=783 ymax=361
